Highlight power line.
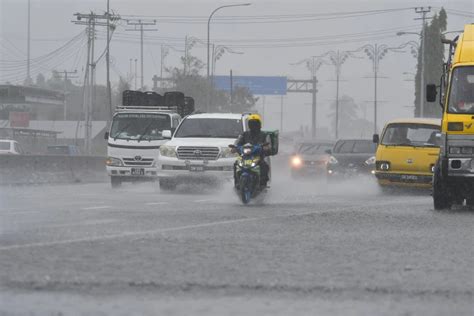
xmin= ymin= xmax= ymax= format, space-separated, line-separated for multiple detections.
xmin=125 ymin=19 xmax=157 ymax=90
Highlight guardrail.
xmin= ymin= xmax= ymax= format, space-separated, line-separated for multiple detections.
xmin=0 ymin=155 xmax=107 ymax=185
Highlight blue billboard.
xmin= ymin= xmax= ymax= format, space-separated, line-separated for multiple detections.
xmin=213 ymin=76 xmax=287 ymax=95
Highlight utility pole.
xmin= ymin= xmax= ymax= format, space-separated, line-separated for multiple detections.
xmin=134 ymin=58 xmax=138 ymax=90
xmin=106 ymin=0 xmax=112 ymax=120
xmin=56 ymin=70 xmax=78 ymax=120
xmin=73 ymin=11 xmax=119 ymax=153
xmin=126 ymin=19 xmax=157 ymax=91
xmin=26 ymin=0 xmax=31 ymax=85
xmin=290 ymin=56 xmax=328 ymax=139
xmin=230 ymin=69 xmax=233 ymax=112
xmin=328 ymin=50 xmax=352 ymax=139
xmin=415 ymin=6 xmax=431 ymax=117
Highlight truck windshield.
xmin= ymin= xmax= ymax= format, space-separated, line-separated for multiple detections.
xmin=448 ymin=66 xmax=474 ymax=114
xmin=110 ymin=113 xmax=171 ymax=141
xmin=381 ymin=123 xmax=440 ymax=147
xmin=174 ymin=118 xmax=243 ymax=138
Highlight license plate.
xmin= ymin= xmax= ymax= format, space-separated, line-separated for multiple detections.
xmin=401 ymin=175 xmax=418 ymax=181
xmin=189 ymin=165 xmax=204 ymax=172
xmin=131 ymin=168 xmax=145 ymax=176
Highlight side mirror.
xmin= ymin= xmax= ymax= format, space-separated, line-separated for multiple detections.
xmin=325 ymin=149 xmax=332 ymax=154
xmin=162 ymin=130 xmax=172 ymax=139
xmin=426 ymin=84 xmax=437 ymax=102
xmin=104 ymin=131 xmax=109 ymax=140
xmin=373 ymin=134 xmax=380 ymax=144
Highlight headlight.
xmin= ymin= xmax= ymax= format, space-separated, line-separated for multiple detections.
xmin=220 ymin=147 xmax=237 ymax=158
xmin=449 ymin=146 xmax=461 ymax=154
xmin=291 ymin=156 xmax=302 ymax=167
xmin=430 ymin=164 xmax=435 ymax=173
xmin=328 ymin=156 xmax=338 ymax=164
xmin=243 ymin=147 xmax=252 ymax=155
xmin=377 ymin=161 xmax=390 ymax=171
xmin=365 ymin=156 xmax=376 ymax=165
xmin=160 ymin=145 xmax=177 ymax=157
xmin=106 ymin=157 xmax=122 ymax=167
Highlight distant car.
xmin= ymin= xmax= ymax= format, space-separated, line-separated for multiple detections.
xmin=0 ymin=139 xmax=24 ymax=155
xmin=326 ymin=139 xmax=376 ymax=180
xmin=46 ymin=145 xmax=81 ymax=156
xmin=290 ymin=140 xmax=334 ymax=178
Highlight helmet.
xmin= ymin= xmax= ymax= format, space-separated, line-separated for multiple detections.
xmin=247 ymin=113 xmax=262 ymax=123
xmin=247 ymin=113 xmax=262 ymax=132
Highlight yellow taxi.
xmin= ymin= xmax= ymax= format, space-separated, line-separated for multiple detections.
xmin=373 ymin=118 xmax=441 ymax=189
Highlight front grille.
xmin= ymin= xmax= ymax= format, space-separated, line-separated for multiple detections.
xmin=123 ymin=158 xmax=154 ymax=166
xmin=177 ymin=146 xmax=220 ymax=160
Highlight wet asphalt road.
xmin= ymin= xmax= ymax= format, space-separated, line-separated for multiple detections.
xmin=0 ymin=170 xmax=473 ymax=315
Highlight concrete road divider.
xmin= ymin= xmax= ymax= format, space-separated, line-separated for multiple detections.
xmin=0 ymin=155 xmax=108 ymax=185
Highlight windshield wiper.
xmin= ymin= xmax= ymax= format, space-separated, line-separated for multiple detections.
xmin=137 ymin=121 xmax=156 ymax=142
xmin=113 ymin=121 xmax=134 ymax=141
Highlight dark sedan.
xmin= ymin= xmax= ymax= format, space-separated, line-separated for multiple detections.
xmin=326 ymin=139 xmax=376 ymax=180
xmin=290 ymin=141 xmax=334 ymax=178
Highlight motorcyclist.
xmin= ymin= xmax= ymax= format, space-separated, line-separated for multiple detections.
xmin=234 ymin=114 xmax=271 ymax=187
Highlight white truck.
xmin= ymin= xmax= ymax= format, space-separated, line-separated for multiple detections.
xmin=105 ymin=91 xmax=194 ymax=188
xmin=157 ymin=113 xmax=249 ymax=190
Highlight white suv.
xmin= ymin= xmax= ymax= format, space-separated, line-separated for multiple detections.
xmin=157 ymin=113 xmax=247 ymax=189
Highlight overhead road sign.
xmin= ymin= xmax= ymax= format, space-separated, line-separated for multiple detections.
xmin=213 ymin=76 xmax=287 ymax=95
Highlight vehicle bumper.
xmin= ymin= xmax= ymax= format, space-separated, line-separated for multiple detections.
xmin=446 ymin=157 xmax=474 ymax=177
xmin=157 ymin=157 xmax=235 ymax=181
xmin=291 ymin=165 xmax=326 ymax=176
xmin=106 ymin=166 xmax=158 ymax=178
xmin=375 ymin=172 xmax=433 ymax=188
xmin=327 ymin=166 xmax=375 ymax=178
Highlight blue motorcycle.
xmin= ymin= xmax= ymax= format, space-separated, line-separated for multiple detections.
xmin=229 ymin=143 xmax=267 ymax=205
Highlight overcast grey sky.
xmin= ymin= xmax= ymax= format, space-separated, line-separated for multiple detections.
xmin=1 ymin=0 xmax=473 ymax=133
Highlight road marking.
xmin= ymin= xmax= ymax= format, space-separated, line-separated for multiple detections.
xmin=81 ymin=206 xmax=112 ymax=210
xmin=0 ymin=201 xmax=430 ymax=252
xmin=145 ymin=202 xmax=168 ymax=206
xmin=194 ymin=199 xmax=215 ymax=203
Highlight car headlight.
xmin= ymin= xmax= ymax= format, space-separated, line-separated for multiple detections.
xmin=365 ymin=156 xmax=376 ymax=166
xmin=377 ymin=161 xmax=390 ymax=171
xmin=449 ymin=146 xmax=461 ymax=154
xmin=291 ymin=156 xmax=302 ymax=167
xmin=106 ymin=157 xmax=123 ymax=167
xmin=220 ymin=147 xmax=237 ymax=158
xmin=328 ymin=156 xmax=338 ymax=164
xmin=160 ymin=145 xmax=177 ymax=157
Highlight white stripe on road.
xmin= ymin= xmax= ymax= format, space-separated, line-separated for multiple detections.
xmin=0 ymin=206 xmax=365 ymax=251
xmin=0 ymin=216 xmax=263 ymax=251
xmin=81 ymin=206 xmax=112 ymax=210
xmin=145 ymin=202 xmax=168 ymax=206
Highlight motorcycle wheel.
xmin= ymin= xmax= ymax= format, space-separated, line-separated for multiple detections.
xmin=240 ymin=176 xmax=252 ymax=205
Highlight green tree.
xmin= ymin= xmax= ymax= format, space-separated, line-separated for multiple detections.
xmin=414 ymin=8 xmax=447 ymax=118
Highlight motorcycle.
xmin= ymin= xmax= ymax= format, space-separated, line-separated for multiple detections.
xmin=229 ymin=143 xmax=268 ymax=205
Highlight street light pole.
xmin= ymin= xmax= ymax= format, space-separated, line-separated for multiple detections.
xmin=207 ymin=3 xmax=250 ymax=111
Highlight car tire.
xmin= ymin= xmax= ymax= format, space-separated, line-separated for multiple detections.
xmin=111 ymin=176 xmax=122 ymax=189
xmin=433 ymin=163 xmax=452 ymax=210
